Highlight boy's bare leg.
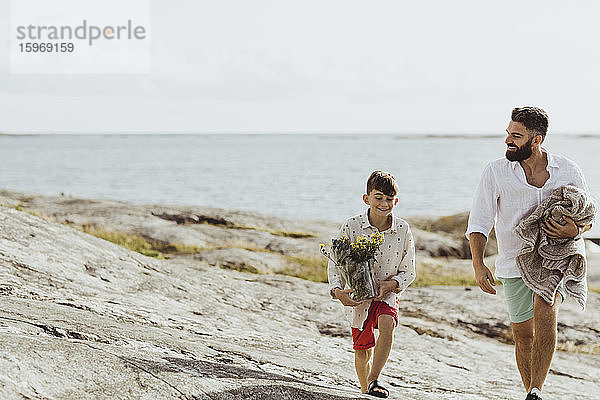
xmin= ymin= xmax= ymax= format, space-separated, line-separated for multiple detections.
xmin=367 ymin=315 xmax=395 ymax=385
xmin=529 ymin=292 xmax=560 ymax=392
xmin=511 ymin=318 xmax=534 ymax=390
xmin=354 ymin=348 xmax=373 ymax=393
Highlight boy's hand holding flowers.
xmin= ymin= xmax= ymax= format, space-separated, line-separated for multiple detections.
xmin=321 ymin=233 xmax=384 ymax=302
xmin=373 ymin=279 xmax=399 ymax=301
xmin=333 ymin=288 xmax=362 ymax=307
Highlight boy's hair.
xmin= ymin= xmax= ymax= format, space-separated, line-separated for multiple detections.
xmin=366 ymin=171 xmax=398 ymax=196
xmin=511 ymin=106 xmax=549 ymax=140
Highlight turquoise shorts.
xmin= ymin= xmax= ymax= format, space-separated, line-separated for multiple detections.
xmin=497 ymin=277 xmax=566 ymax=324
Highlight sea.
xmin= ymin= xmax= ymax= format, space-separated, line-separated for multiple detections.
xmin=1 ymin=134 xmax=599 ymax=224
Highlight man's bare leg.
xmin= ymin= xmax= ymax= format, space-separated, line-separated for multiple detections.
xmin=529 ymin=292 xmax=561 ymax=392
xmin=511 ymin=318 xmax=534 ymax=390
xmin=367 ymin=315 xmax=395 ymax=391
xmin=355 ymin=348 xmax=373 ymax=393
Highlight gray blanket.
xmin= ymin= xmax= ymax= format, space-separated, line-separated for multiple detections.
xmin=514 ymin=185 xmax=596 ymax=309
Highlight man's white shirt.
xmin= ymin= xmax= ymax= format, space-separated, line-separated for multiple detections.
xmin=466 ymin=150 xmax=590 ymax=278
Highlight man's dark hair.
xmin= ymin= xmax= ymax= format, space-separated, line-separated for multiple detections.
xmin=366 ymin=170 xmax=398 ymax=196
xmin=511 ymin=106 xmax=549 ymax=139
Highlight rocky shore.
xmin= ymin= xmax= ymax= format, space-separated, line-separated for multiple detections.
xmin=1 ymin=190 xmax=598 ymax=399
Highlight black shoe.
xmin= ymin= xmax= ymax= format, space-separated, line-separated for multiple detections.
xmin=525 ymin=392 xmax=543 ymax=400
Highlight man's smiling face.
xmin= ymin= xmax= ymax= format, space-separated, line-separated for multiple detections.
xmin=505 ymin=120 xmax=535 ymax=162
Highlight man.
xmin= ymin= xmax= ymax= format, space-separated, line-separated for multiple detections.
xmin=466 ymin=106 xmax=592 ymax=400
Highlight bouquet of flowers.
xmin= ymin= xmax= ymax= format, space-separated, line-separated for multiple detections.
xmin=320 ymin=232 xmax=384 ymax=302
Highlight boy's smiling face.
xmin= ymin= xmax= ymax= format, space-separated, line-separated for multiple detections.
xmin=363 ymin=189 xmax=398 ymax=218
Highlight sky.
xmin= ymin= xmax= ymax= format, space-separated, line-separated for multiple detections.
xmin=1 ymin=0 xmax=600 ymax=134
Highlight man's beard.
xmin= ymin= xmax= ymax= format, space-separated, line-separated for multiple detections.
xmin=505 ymin=138 xmax=533 ymax=161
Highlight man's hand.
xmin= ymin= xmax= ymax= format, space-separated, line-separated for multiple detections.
xmin=474 ymin=263 xmax=496 ymax=295
xmin=542 ymin=216 xmax=579 ymax=239
xmin=334 ymin=288 xmax=362 ymax=307
xmin=374 ymin=279 xmax=399 ymax=301
xmin=469 ymin=232 xmax=495 ymax=294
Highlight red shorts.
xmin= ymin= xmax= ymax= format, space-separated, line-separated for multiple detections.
xmin=351 ymin=300 xmax=399 ymax=350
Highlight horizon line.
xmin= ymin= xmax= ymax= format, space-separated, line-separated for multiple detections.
xmin=2 ymin=131 xmax=600 ymax=138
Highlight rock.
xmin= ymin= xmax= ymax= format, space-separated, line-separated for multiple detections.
xmin=411 ymin=229 xmax=467 ymax=258
xmin=1 ymin=204 xmax=599 ymax=399
xmin=0 ymin=189 xmax=337 ymax=272
xmin=192 ymin=247 xmax=289 ymax=274
xmin=408 ymin=213 xmax=498 ymax=258
xmin=0 ymin=190 xmax=494 ymax=269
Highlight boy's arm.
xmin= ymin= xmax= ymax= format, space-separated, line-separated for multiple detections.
xmin=389 ymin=226 xmax=416 ymax=294
xmin=327 ymin=258 xmax=344 ymax=299
xmin=327 ymin=222 xmax=364 ymax=307
xmin=327 ymin=223 xmax=348 ymax=299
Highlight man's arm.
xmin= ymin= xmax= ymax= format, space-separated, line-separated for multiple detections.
xmin=542 ymin=166 xmax=594 ymax=239
xmin=562 ymin=165 xmax=596 ymax=236
xmin=466 ymin=163 xmax=499 ymax=295
xmin=542 ymin=217 xmax=591 ymax=239
xmin=469 ymin=232 xmax=496 ymax=295
xmin=574 ymin=165 xmax=595 ymax=236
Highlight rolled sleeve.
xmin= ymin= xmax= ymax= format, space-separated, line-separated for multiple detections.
xmin=327 ymin=258 xmax=344 ymax=298
xmin=391 ymin=226 xmax=416 ymax=294
xmin=571 ymin=165 xmax=596 ymax=227
xmin=572 ymin=165 xmax=590 ymax=195
xmin=466 ymin=163 xmax=498 ymax=240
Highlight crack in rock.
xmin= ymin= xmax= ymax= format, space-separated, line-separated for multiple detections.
xmin=152 ymin=212 xmax=232 ymax=227
xmin=205 ymin=385 xmax=368 ymax=400
xmin=80 ymin=343 xmax=194 ymax=400
xmin=0 ymin=316 xmax=111 ymax=344
xmin=549 ymin=368 xmax=586 ymax=380
xmin=316 ymin=322 xmax=348 ymax=338
xmin=456 ymin=319 xmax=513 ymax=343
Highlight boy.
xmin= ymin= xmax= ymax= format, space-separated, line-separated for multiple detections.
xmin=328 ymin=170 xmax=416 ymax=398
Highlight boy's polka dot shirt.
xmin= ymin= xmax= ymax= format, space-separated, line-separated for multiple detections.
xmin=327 ymin=209 xmax=416 ymax=329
